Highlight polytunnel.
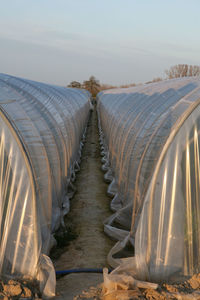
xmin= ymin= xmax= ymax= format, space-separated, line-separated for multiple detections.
xmin=97 ymin=77 xmax=200 ymax=283
xmin=0 ymin=73 xmax=91 ymax=297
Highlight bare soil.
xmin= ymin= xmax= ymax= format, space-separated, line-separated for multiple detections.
xmin=52 ymin=106 xmax=114 ymax=299
xmin=112 ymin=273 xmax=200 ymax=299
xmin=0 ymin=278 xmax=41 ymax=299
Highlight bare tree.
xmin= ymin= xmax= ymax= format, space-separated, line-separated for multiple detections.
xmin=120 ymin=83 xmax=137 ymax=88
xmin=165 ymin=64 xmax=200 ymax=79
xmin=100 ymin=84 xmax=117 ymax=90
xmin=146 ymin=77 xmax=163 ymax=84
xmin=83 ymin=76 xmax=101 ymax=97
xmin=67 ymin=81 xmax=82 ymax=88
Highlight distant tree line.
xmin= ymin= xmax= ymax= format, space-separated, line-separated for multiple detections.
xmin=165 ymin=64 xmax=200 ymax=79
xmin=146 ymin=64 xmax=200 ymax=84
xmin=67 ymin=76 xmax=101 ymax=97
xmin=67 ymin=64 xmax=200 ymax=95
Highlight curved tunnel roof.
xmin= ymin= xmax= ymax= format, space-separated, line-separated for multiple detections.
xmin=97 ymin=77 xmax=200 ymax=281
xmin=0 ymin=73 xmax=90 ymax=290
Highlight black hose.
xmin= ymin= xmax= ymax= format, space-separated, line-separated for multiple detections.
xmin=56 ymin=268 xmax=113 ymax=275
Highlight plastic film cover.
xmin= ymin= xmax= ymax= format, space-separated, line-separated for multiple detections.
xmin=0 ymin=73 xmax=91 ymax=297
xmin=97 ymin=77 xmax=200 ymax=283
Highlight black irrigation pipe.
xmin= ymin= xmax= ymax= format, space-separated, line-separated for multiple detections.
xmin=56 ymin=268 xmax=113 ymax=276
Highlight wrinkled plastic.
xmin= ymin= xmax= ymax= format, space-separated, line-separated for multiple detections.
xmin=97 ymin=77 xmax=200 ymax=283
xmin=103 ymin=267 xmax=158 ymax=300
xmin=0 ymin=73 xmax=90 ymax=297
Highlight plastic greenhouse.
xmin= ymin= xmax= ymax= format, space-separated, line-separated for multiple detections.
xmin=97 ymin=77 xmax=200 ymax=283
xmin=0 ymin=73 xmax=90 ymax=297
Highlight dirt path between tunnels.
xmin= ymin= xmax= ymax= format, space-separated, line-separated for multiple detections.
xmin=53 ymin=105 xmax=114 ymax=299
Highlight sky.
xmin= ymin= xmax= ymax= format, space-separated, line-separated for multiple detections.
xmin=0 ymin=0 xmax=200 ymax=86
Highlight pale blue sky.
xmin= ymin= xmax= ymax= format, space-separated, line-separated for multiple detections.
xmin=0 ymin=0 xmax=199 ymax=86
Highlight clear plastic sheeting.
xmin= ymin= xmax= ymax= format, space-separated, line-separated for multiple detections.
xmin=97 ymin=77 xmax=200 ymax=283
xmin=0 ymin=73 xmax=90 ymax=297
